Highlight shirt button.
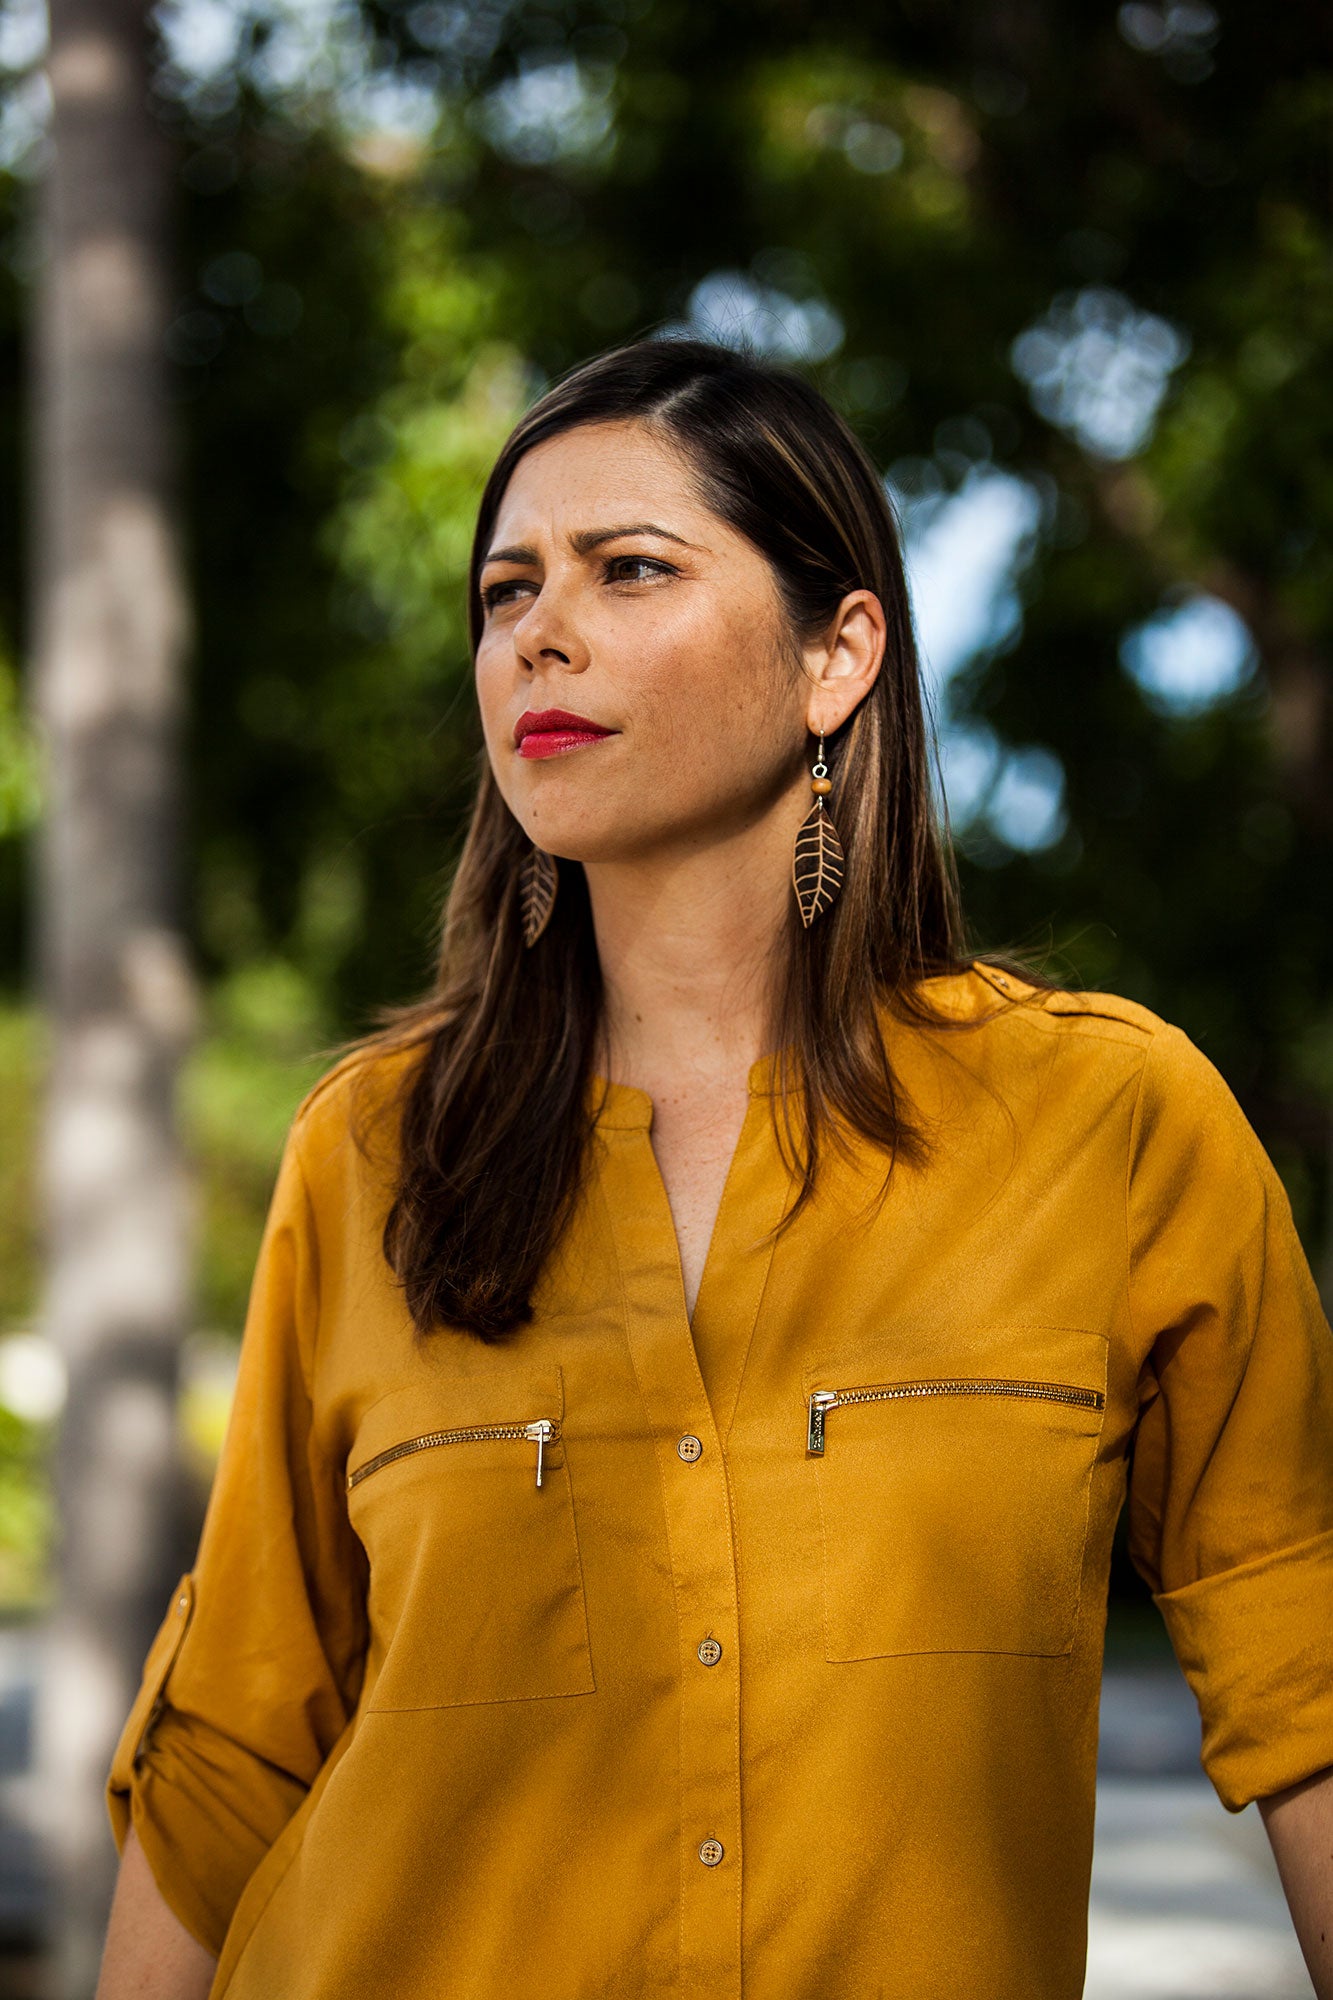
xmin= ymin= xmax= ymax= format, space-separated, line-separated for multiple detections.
xmin=697 ymin=1637 xmax=722 ymax=1667
xmin=677 ymin=1434 xmax=703 ymax=1462
xmin=698 ymin=1838 xmax=724 ymax=1867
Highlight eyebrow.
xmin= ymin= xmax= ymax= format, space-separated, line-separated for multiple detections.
xmin=482 ymin=523 xmax=699 ymax=567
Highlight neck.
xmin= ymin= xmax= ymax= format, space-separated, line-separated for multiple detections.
xmin=585 ymin=809 xmax=796 ymax=1099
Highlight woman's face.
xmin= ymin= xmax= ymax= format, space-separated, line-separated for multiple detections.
xmin=474 ymin=418 xmax=819 ymax=866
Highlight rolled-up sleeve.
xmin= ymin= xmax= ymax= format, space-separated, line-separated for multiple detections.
xmin=105 ymin=1115 xmax=368 ymax=1954
xmin=1125 ymin=1023 xmax=1333 ymax=1810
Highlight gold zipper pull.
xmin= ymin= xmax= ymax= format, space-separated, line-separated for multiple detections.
xmin=525 ymin=1419 xmax=553 ymax=1488
xmin=807 ymin=1390 xmax=838 ymax=1455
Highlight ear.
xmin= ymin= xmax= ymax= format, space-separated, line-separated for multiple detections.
xmin=802 ymin=590 xmax=887 ymax=738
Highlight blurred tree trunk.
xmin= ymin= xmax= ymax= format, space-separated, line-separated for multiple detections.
xmin=27 ymin=1 xmax=197 ymax=1994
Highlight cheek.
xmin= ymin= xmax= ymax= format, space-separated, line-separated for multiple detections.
xmin=473 ymin=639 xmax=504 ymax=726
xmin=472 ymin=643 xmax=525 ymax=817
xmin=654 ymin=606 xmax=796 ymax=766
xmin=613 ymin=631 xmax=797 ymax=828
xmin=617 ymin=594 xmax=780 ymax=731
xmin=473 ymin=639 xmax=521 ymax=770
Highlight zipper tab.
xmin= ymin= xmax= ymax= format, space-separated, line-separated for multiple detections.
xmin=348 ymin=1415 xmax=561 ymax=1491
xmin=803 ymin=1375 xmax=1105 ymax=1461
xmin=807 ymin=1391 xmax=839 ymax=1455
xmin=525 ymin=1419 xmax=553 ymax=1488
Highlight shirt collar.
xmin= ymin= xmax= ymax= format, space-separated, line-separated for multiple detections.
xmin=588 ymin=1048 xmax=791 ymax=1132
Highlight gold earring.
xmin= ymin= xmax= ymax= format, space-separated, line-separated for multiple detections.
xmin=519 ymin=842 xmax=559 ymax=947
xmin=792 ymin=733 xmax=844 ymax=927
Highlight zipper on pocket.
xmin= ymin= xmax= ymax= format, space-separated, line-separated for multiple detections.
xmin=805 ymin=1377 xmax=1104 ymax=1455
xmin=348 ymin=1417 xmax=559 ymax=1492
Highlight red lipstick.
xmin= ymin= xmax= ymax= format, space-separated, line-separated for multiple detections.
xmin=514 ymin=708 xmax=618 ymax=760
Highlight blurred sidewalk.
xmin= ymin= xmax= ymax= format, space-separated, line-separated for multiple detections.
xmin=1090 ymin=1669 xmax=1312 ymax=1997
xmin=0 ymin=1631 xmax=1314 ymax=1996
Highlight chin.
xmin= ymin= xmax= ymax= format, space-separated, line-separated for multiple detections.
xmin=530 ymin=818 xmax=674 ymax=867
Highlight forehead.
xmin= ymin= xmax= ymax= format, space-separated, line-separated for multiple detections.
xmin=488 ymin=419 xmax=713 ymax=544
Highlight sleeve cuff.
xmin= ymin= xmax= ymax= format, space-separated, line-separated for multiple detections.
xmin=125 ymin=1728 xmax=305 ymax=1956
xmin=106 ymin=1573 xmax=196 ymax=1853
xmin=105 ymin=1570 xmax=306 ymax=1956
xmin=1156 ymin=1526 xmax=1333 ymax=1811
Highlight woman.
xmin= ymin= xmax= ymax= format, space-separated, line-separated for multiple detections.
xmin=97 ymin=339 xmax=1333 ymax=2000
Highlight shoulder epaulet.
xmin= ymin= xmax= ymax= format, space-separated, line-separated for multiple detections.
xmin=1037 ymin=987 xmax=1166 ymax=1038
xmin=970 ymin=962 xmax=1166 ymax=1040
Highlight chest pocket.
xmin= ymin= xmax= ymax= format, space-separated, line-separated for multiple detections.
xmin=346 ymin=1364 xmax=595 ymax=1710
xmin=804 ymin=1326 xmax=1108 ymax=1660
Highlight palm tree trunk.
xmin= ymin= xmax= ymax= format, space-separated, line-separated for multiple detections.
xmin=27 ymin=1 xmax=197 ymax=1991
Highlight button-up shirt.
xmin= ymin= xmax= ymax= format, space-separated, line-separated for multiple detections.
xmin=106 ymin=966 xmax=1333 ymax=1999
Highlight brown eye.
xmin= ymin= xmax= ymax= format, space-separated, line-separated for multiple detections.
xmin=481 ymin=579 xmax=533 ymax=610
xmin=606 ymin=556 xmax=676 ymax=585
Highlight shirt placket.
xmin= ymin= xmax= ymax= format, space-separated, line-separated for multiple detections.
xmin=595 ymin=1107 xmax=754 ymax=1998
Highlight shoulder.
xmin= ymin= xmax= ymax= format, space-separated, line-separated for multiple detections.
xmin=924 ymin=960 xmax=1166 ymax=1046
xmin=906 ymin=961 xmax=1242 ymax=1116
xmin=285 ymin=1035 xmax=427 ymax=1192
xmin=892 ymin=967 xmax=1272 ymax=1216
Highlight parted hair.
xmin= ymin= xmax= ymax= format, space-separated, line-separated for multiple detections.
xmin=350 ymin=336 xmax=997 ymax=1341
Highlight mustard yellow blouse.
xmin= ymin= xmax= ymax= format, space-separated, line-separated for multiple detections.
xmin=106 ymin=965 xmax=1333 ymax=2000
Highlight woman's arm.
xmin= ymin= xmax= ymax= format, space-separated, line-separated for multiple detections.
xmin=95 ymin=1821 xmax=217 ymax=2000
xmin=1259 ymin=1763 xmax=1333 ymax=1999
xmin=104 ymin=1112 xmax=368 ymax=1955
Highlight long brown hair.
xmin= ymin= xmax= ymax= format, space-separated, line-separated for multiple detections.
xmin=353 ymin=336 xmax=1001 ymax=1342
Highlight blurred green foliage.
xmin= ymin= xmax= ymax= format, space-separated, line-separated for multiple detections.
xmin=183 ymin=965 xmax=340 ymax=1325
xmin=0 ymin=984 xmax=332 ymax=1335
xmin=0 ymin=1005 xmax=38 ymax=1329
xmin=0 ymin=1403 xmax=49 ymax=1609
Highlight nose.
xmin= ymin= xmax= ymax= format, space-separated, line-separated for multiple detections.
xmin=512 ymin=577 xmax=590 ymax=675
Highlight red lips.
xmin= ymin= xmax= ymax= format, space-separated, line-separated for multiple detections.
xmin=514 ymin=708 xmax=618 ymax=760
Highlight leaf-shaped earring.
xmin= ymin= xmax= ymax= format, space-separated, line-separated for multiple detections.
xmin=519 ymin=842 xmax=559 ymax=947
xmin=792 ymin=733 xmax=844 ymax=928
